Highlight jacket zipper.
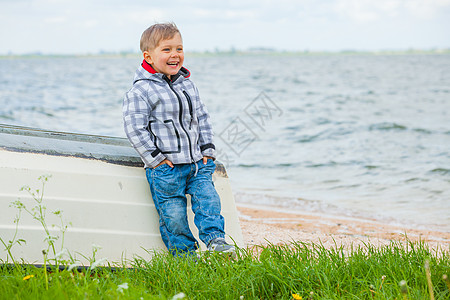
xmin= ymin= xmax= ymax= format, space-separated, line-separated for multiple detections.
xmin=182 ymin=91 xmax=194 ymax=130
xmin=167 ymin=80 xmax=195 ymax=163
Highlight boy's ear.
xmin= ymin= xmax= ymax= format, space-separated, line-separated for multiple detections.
xmin=143 ymin=51 xmax=153 ymax=64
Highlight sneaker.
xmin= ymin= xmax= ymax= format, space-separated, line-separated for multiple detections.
xmin=207 ymin=238 xmax=235 ymax=253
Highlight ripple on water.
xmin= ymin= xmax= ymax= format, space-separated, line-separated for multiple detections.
xmin=429 ymin=168 xmax=450 ymax=176
xmin=369 ymin=122 xmax=408 ymax=131
xmin=1 ymin=54 xmax=449 ymax=230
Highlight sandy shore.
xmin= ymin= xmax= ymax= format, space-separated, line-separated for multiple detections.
xmin=236 ymin=204 xmax=450 ymax=250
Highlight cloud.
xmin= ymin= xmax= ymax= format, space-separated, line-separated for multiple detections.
xmin=0 ymin=0 xmax=449 ymax=54
xmin=124 ymin=9 xmax=166 ymax=25
xmin=335 ymin=0 xmax=450 ymax=22
xmin=405 ymin=0 xmax=450 ymax=19
xmin=192 ymin=8 xmax=256 ymax=21
xmin=44 ymin=16 xmax=67 ymax=24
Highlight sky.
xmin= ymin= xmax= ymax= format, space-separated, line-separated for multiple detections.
xmin=0 ymin=0 xmax=449 ymax=55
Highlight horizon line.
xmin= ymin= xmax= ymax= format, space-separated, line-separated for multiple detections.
xmin=1 ymin=47 xmax=450 ymax=57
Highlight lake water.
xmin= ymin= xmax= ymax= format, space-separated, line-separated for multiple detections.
xmin=1 ymin=53 xmax=449 ymax=231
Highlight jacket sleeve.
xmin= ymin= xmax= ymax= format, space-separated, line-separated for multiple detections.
xmin=195 ymin=86 xmax=216 ymax=159
xmin=123 ymin=90 xmax=166 ymax=168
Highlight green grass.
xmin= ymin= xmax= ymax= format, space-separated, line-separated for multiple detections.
xmin=1 ymin=240 xmax=449 ymax=299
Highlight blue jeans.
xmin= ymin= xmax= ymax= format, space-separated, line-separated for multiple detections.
xmin=146 ymin=159 xmax=225 ymax=255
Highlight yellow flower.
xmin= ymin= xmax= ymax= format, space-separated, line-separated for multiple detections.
xmin=23 ymin=275 xmax=35 ymax=281
xmin=292 ymin=293 xmax=302 ymax=300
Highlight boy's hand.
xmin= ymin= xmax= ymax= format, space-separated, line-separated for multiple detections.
xmin=202 ymin=156 xmax=213 ymax=165
xmin=154 ymin=159 xmax=174 ymax=169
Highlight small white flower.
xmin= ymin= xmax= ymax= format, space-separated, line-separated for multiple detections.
xmin=172 ymin=292 xmax=186 ymax=299
xmin=67 ymin=263 xmax=78 ymax=271
xmin=117 ymin=282 xmax=129 ymax=293
xmin=92 ymin=244 xmax=102 ymax=251
xmin=55 ymin=249 xmax=67 ymax=259
xmin=45 ymin=235 xmax=58 ymax=243
xmin=90 ymin=258 xmax=107 ymax=270
xmin=399 ymin=280 xmax=408 ymax=294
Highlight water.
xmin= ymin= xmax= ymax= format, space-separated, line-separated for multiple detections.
xmin=1 ymin=54 xmax=449 ymax=231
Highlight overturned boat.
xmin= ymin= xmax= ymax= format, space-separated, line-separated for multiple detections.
xmin=0 ymin=124 xmax=243 ymax=265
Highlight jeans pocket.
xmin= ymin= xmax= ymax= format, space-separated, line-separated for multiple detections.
xmin=154 ymin=163 xmax=170 ymax=170
xmin=205 ymin=159 xmax=216 ymax=173
xmin=152 ymin=165 xmax=179 ymax=196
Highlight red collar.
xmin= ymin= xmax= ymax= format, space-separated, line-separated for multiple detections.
xmin=142 ymin=59 xmax=157 ymax=74
xmin=141 ymin=59 xmax=191 ymax=79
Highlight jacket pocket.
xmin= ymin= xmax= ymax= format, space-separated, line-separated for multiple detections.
xmin=148 ymin=119 xmax=182 ymax=154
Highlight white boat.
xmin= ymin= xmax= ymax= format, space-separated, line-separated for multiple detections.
xmin=0 ymin=124 xmax=243 ymax=265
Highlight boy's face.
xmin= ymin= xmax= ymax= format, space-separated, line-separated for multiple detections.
xmin=143 ymin=33 xmax=184 ymax=79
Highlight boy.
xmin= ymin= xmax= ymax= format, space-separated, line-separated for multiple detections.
xmin=123 ymin=23 xmax=234 ymax=256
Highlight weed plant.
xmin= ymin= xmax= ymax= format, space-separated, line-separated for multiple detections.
xmin=1 ymin=176 xmax=449 ymax=299
xmin=1 ymin=240 xmax=449 ymax=299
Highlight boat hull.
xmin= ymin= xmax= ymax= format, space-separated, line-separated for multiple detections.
xmin=0 ymin=125 xmax=243 ymax=265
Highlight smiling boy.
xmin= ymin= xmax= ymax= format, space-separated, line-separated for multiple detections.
xmin=123 ymin=23 xmax=234 ymax=256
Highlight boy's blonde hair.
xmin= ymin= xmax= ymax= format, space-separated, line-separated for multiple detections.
xmin=140 ymin=23 xmax=181 ymax=52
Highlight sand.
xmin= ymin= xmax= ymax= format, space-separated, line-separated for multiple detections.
xmin=236 ymin=204 xmax=450 ymax=250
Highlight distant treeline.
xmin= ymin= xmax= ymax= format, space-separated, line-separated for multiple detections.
xmin=2 ymin=48 xmax=450 ymax=58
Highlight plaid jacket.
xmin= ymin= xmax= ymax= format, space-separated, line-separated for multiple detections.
xmin=123 ymin=60 xmax=215 ymax=168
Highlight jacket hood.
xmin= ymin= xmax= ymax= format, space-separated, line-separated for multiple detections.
xmin=133 ymin=59 xmax=190 ymax=84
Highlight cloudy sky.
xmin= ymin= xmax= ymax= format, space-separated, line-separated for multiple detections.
xmin=1 ymin=0 xmax=449 ymax=54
